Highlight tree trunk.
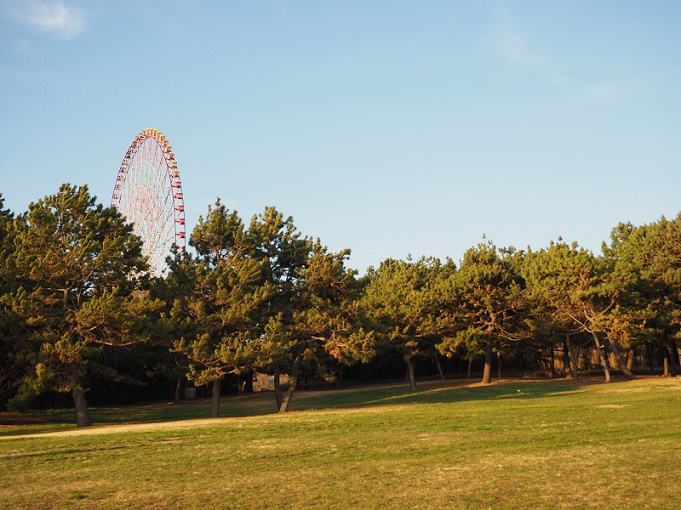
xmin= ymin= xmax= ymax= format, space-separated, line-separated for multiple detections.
xmin=626 ymin=348 xmax=635 ymax=371
xmin=481 ymin=340 xmax=493 ymax=384
xmin=565 ymin=334 xmax=579 ymax=380
xmin=279 ymin=355 xmax=302 ymax=413
xmin=671 ymin=339 xmax=681 ymax=369
xmin=666 ymin=344 xmax=678 ymax=377
xmin=562 ymin=338 xmax=571 ymax=376
xmin=174 ymin=377 xmax=182 ymax=404
xmin=243 ymin=370 xmax=254 ymax=393
xmin=591 ymin=331 xmax=611 ymax=383
xmin=211 ymin=378 xmax=221 ymax=418
xmin=236 ymin=374 xmax=243 ymax=395
xmin=607 ymin=337 xmax=636 ymax=380
xmin=273 ymin=364 xmax=283 ymax=410
xmin=433 ymin=352 xmax=445 ymax=381
xmin=549 ymin=343 xmax=556 ymax=378
xmin=663 ymin=355 xmax=670 ymax=377
xmin=405 ymin=357 xmax=417 ymax=390
xmin=647 ymin=343 xmax=655 ymax=371
xmin=72 ymin=387 xmax=92 ymax=427
xmin=467 ymin=358 xmax=473 ymax=379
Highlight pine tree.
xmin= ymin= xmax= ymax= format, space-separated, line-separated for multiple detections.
xmin=172 ymin=200 xmax=269 ymax=418
xmin=362 ymin=257 xmax=450 ymax=390
xmin=438 ymin=242 xmax=528 ymax=384
xmin=250 ymin=207 xmax=372 ymax=412
xmin=522 ymin=240 xmax=631 ymax=382
xmin=604 ymin=217 xmax=681 ymax=376
xmin=0 ymin=194 xmax=21 ymax=408
xmin=5 ymin=184 xmax=156 ymax=426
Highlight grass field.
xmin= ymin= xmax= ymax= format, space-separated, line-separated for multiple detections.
xmin=1 ymin=377 xmax=681 ymax=509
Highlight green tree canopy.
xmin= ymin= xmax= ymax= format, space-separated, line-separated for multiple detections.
xmin=4 ymin=184 xmax=159 ymax=426
xmin=522 ymin=240 xmax=635 ymax=382
xmin=362 ymin=256 xmax=451 ymax=389
xmin=0 ymin=194 xmax=20 ymax=408
xmin=172 ymin=200 xmax=270 ymax=417
xmin=250 ymin=207 xmax=372 ymax=412
xmin=438 ymin=241 xmax=528 ymax=384
xmin=603 ymin=216 xmax=681 ymax=375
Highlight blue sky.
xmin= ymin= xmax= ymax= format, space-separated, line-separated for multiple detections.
xmin=1 ymin=1 xmax=680 ymax=272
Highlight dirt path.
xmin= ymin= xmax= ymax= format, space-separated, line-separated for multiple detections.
xmin=0 ymin=417 xmax=228 ymax=440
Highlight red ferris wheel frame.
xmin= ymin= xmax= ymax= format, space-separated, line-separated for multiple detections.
xmin=111 ymin=128 xmax=186 ymax=276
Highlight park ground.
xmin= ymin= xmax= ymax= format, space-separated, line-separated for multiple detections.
xmin=1 ymin=376 xmax=680 ymax=508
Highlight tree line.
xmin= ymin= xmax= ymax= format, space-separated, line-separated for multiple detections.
xmin=1 ymin=184 xmax=680 ymax=426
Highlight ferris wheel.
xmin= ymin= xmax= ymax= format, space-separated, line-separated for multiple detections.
xmin=111 ymin=128 xmax=186 ymax=276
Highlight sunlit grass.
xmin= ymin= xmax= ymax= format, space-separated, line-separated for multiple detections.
xmin=1 ymin=377 xmax=681 ymax=508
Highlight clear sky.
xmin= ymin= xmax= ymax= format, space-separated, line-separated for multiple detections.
xmin=1 ymin=1 xmax=680 ymax=273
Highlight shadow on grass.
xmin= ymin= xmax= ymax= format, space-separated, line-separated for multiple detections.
xmin=0 ymin=392 xmax=278 ymax=435
xmin=290 ymin=379 xmax=583 ymax=412
xmin=89 ymin=392 xmax=278 ymax=426
xmin=0 ymin=444 xmax=130 ymax=460
xmin=1 ymin=378 xmax=592 ymax=435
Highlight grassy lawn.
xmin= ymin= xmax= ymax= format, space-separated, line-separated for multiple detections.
xmin=1 ymin=377 xmax=680 ymax=508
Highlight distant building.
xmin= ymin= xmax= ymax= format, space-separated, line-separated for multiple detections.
xmin=252 ymin=372 xmax=292 ymax=392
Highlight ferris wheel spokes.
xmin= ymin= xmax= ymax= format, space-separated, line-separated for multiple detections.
xmin=111 ymin=128 xmax=186 ymax=276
